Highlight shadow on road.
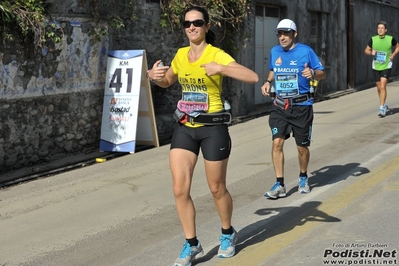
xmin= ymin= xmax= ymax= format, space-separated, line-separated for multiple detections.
xmin=194 ymin=162 xmax=371 ymax=264
xmin=386 ymin=107 xmax=399 ymax=116
xmin=195 ymin=201 xmax=341 ymax=264
xmin=283 ymin=162 xmax=370 ymax=197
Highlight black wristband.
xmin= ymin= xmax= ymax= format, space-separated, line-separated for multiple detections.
xmin=265 ymin=80 xmax=272 ymax=84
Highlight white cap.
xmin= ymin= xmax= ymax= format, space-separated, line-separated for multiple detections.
xmin=276 ymin=19 xmax=297 ymax=32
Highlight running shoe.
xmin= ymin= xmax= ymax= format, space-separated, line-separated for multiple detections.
xmin=378 ymin=107 xmax=384 ymax=117
xmin=174 ymin=240 xmax=204 ymax=266
xmin=384 ymin=104 xmax=389 ymax=116
xmin=378 ymin=104 xmax=388 ymax=117
xmin=264 ymin=182 xmax=286 ymax=199
xmin=217 ymin=228 xmax=238 ymax=258
xmin=298 ymin=175 xmax=310 ymax=193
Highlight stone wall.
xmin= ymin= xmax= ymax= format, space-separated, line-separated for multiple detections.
xmin=0 ymin=91 xmax=103 ymax=169
xmin=0 ymin=3 xmax=109 ymax=173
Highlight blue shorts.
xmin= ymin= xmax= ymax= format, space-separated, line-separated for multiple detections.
xmin=170 ymin=123 xmax=231 ymax=161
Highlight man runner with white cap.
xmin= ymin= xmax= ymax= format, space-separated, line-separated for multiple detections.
xmin=261 ymin=19 xmax=326 ymax=198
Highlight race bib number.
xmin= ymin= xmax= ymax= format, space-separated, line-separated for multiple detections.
xmin=177 ymin=92 xmax=209 ymax=113
xmin=275 ymin=74 xmax=299 ymax=97
xmin=375 ymin=51 xmax=387 ymax=63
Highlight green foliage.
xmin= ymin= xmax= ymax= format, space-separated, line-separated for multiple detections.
xmin=0 ymin=0 xmax=62 ymax=49
xmin=1 ymin=0 xmax=249 ymax=51
xmin=160 ymin=0 xmax=250 ymax=33
xmin=89 ymin=24 xmax=108 ymax=42
xmin=159 ymin=0 xmax=251 ymax=52
xmin=90 ymin=0 xmax=136 ymax=33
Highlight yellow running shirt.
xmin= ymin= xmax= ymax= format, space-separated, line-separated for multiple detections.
xmin=171 ymin=44 xmax=235 ymax=127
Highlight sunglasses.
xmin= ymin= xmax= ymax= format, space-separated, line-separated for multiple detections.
xmin=183 ymin=19 xmax=206 ymax=28
xmin=276 ymin=31 xmax=292 ymax=37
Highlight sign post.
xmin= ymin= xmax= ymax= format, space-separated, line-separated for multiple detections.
xmin=100 ymin=50 xmax=159 ymax=153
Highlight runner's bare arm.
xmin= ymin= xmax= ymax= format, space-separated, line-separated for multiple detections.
xmin=147 ymin=60 xmax=177 ymax=88
xmin=200 ymin=61 xmax=259 ymax=84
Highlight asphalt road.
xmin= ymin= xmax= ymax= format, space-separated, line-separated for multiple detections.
xmin=1 ymin=82 xmax=399 ymax=266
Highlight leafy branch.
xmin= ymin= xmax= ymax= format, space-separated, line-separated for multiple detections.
xmin=0 ymin=0 xmax=62 ymax=48
xmin=160 ymin=0 xmax=250 ymax=33
xmin=1 ymin=0 xmax=249 ymax=51
xmin=91 ymin=0 xmax=137 ymax=29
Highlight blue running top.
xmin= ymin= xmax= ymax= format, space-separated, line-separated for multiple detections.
xmin=269 ymin=43 xmax=324 ymax=105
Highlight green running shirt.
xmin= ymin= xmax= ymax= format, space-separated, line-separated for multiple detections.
xmin=371 ymin=35 xmax=394 ymax=70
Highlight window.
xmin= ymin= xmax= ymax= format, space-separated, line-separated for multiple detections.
xmin=308 ymin=11 xmax=328 ymax=66
xmin=255 ymin=5 xmax=279 ymax=18
xmin=265 ymin=7 xmax=279 ymax=18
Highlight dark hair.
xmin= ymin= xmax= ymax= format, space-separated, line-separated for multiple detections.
xmin=184 ymin=6 xmax=216 ymax=46
xmin=377 ymin=21 xmax=387 ymax=28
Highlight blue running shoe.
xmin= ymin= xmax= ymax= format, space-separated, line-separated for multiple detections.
xmin=264 ymin=182 xmax=286 ymax=199
xmin=384 ymin=104 xmax=389 ymax=116
xmin=378 ymin=104 xmax=388 ymax=117
xmin=218 ymin=228 xmax=237 ymax=258
xmin=174 ymin=240 xmax=204 ymax=266
xmin=298 ymin=176 xmax=310 ymax=193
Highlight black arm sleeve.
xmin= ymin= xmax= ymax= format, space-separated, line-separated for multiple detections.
xmin=367 ymin=38 xmax=373 ymax=48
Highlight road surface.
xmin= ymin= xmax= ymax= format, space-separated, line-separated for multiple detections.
xmin=1 ymin=83 xmax=398 ymax=266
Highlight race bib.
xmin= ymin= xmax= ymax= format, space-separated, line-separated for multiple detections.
xmin=375 ymin=51 xmax=387 ymax=63
xmin=177 ymin=92 xmax=209 ymax=113
xmin=275 ymin=74 xmax=299 ymax=98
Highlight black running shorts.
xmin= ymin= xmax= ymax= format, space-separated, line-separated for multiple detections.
xmin=269 ymin=105 xmax=313 ymax=147
xmin=170 ymin=123 xmax=231 ymax=161
xmin=373 ymin=69 xmax=391 ymax=82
